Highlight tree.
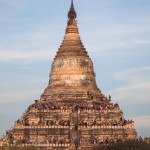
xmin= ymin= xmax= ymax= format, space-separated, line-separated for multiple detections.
xmin=94 ymin=140 xmax=150 ymax=150
xmin=0 ymin=145 xmax=37 ymax=150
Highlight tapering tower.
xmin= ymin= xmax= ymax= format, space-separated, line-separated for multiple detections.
xmin=41 ymin=0 xmax=103 ymax=103
xmin=1 ymin=1 xmax=137 ymax=150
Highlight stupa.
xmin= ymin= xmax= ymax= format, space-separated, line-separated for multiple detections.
xmin=1 ymin=0 xmax=137 ymax=150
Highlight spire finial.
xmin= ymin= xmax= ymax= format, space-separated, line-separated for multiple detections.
xmin=71 ymin=0 xmax=73 ymax=7
xmin=68 ymin=0 xmax=77 ymax=19
xmin=70 ymin=0 xmax=74 ymax=10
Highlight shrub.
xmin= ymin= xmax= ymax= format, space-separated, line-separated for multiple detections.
xmin=94 ymin=140 xmax=150 ymax=150
xmin=0 ymin=145 xmax=37 ymax=150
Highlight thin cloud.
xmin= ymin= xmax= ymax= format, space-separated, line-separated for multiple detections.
xmin=114 ymin=67 xmax=150 ymax=83
xmin=110 ymin=67 xmax=150 ymax=104
xmin=0 ymin=28 xmax=59 ymax=63
xmin=0 ymin=50 xmax=51 ymax=62
xmin=133 ymin=116 xmax=150 ymax=129
xmin=81 ymin=18 xmax=150 ymax=54
xmin=0 ymin=0 xmax=25 ymax=9
xmin=1 ymin=31 xmax=80 ymax=62
xmin=0 ymin=77 xmax=48 ymax=87
xmin=0 ymin=90 xmax=41 ymax=104
xmin=111 ymin=82 xmax=150 ymax=103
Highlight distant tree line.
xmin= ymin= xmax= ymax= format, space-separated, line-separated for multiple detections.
xmin=94 ymin=140 xmax=150 ymax=150
xmin=0 ymin=145 xmax=37 ymax=150
xmin=1 ymin=139 xmax=150 ymax=150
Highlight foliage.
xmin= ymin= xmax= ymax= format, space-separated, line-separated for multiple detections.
xmin=0 ymin=145 xmax=37 ymax=150
xmin=94 ymin=140 xmax=150 ymax=150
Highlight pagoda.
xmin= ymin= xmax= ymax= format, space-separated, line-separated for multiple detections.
xmin=1 ymin=1 xmax=137 ymax=150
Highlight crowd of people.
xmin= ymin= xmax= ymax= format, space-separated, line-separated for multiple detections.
xmin=15 ymin=117 xmax=133 ymax=128
xmin=89 ymin=137 xmax=119 ymax=145
xmin=16 ymin=119 xmax=70 ymax=127
xmin=41 ymin=119 xmax=70 ymax=126
xmin=79 ymin=119 xmax=133 ymax=127
xmin=14 ymin=100 xmax=133 ymax=128
xmin=26 ymin=102 xmax=116 ymax=113
xmin=7 ymin=135 xmax=119 ymax=146
xmin=8 ymin=136 xmax=70 ymax=145
xmin=0 ymin=134 xmax=130 ymax=146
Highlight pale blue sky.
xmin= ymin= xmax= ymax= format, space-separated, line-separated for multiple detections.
xmin=0 ymin=0 xmax=150 ymax=138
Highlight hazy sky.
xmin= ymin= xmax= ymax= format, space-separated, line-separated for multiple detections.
xmin=0 ymin=0 xmax=150 ymax=138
